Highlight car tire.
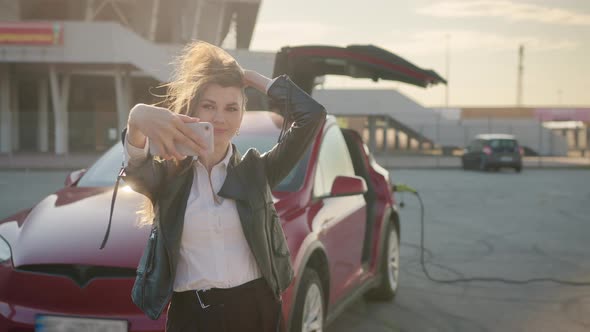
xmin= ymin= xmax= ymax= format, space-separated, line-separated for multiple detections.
xmin=365 ymin=221 xmax=399 ymax=301
xmin=290 ymin=268 xmax=324 ymax=332
xmin=515 ymin=166 xmax=522 ymax=173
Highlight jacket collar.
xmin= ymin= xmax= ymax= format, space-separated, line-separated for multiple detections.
xmin=218 ymin=144 xmax=250 ymax=202
xmin=172 ymin=143 xmax=248 ymax=201
xmin=193 ymin=144 xmax=233 ymax=169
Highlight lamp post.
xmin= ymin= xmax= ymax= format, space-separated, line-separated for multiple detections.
xmin=445 ymin=34 xmax=450 ymax=109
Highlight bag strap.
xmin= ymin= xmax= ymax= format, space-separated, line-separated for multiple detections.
xmin=100 ymin=162 xmax=125 ymax=250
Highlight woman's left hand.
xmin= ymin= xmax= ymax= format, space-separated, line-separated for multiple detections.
xmin=243 ymin=69 xmax=272 ymax=93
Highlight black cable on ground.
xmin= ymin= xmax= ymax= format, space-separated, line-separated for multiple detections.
xmin=398 ymin=185 xmax=590 ymax=286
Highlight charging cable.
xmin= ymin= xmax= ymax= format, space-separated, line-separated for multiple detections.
xmin=394 ymin=183 xmax=590 ymax=286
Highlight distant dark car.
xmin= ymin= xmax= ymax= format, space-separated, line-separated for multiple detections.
xmin=461 ymin=134 xmax=524 ymax=172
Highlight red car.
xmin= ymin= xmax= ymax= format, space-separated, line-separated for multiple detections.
xmin=0 ymin=45 xmax=445 ymax=331
xmin=0 ymin=110 xmax=400 ymax=332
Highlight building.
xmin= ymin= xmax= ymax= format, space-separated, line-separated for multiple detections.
xmin=6 ymin=1 xmax=569 ymax=159
xmin=0 ymin=0 xmax=269 ymax=154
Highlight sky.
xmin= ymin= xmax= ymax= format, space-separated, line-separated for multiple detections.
xmin=248 ymin=0 xmax=590 ymax=108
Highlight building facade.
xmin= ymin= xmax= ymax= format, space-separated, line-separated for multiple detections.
xmin=0 ymin=0 xmax=268 ymax=154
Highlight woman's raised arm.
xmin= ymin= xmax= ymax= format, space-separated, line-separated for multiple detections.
xmin=249 ymin=73 xmax=327 ymax=189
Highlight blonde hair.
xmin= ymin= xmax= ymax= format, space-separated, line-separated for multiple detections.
xmin=136 ymin=41 xmax=245 ymax=227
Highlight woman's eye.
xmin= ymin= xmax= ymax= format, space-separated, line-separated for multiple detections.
xmin=202 ymin=104 xmax=214 ymax=110
xmin=227 ymin=107 xmax=238 ymax=112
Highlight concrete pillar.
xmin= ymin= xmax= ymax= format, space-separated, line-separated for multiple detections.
xmin=0 ymin=65 xmax=11 ymax=154
xmin=38 ymin=79 xmax=49 ymax=152
xmin=406 ymin=134 xmax=412 ymax=150
xmin=49 ymin=66 xmax=71 ymax=155
xmin=549 ymin=129 xmax=554 ymax=155
xmin=0 ymin=0 xmax=20 ymax=20
xmin=419 ymin=140 xmax=425 ymax=150
xmin=394 ymin=129 xmax=400 ymax=150
xmin=214 ymin=3 xmax=226 ymax=45
xmin=192 ymin=0 xmax=203 ymax=40
xmin=149 ymin=0 xmax=160 ymax=41
xmin=381 ymin=124 xmax=388 ymax=152
xmin=85 ymin=0 xmax=94 ymax=20
xmin=114 ymin=69 xmax=132 ymax=132
xmin=368 ymin=116 xmax=377 ymax=153
xmin=235 ymin=2 xmax=260 ymax=49
xmin=11 ymin=80 xmax=19 ymax=151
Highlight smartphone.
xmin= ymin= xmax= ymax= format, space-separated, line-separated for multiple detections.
xmin=149 ymin=122 xmax=214 ymax=157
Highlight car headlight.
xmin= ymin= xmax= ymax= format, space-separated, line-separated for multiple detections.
xmin=0 ymin=236 xmax=12 ymax=264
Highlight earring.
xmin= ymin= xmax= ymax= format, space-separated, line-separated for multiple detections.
xmin=235 ymin=129 xmax=240 ymax=136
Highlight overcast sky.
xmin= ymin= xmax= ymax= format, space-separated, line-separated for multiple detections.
xmin=248 ymin=0 xmax=590 ymax=108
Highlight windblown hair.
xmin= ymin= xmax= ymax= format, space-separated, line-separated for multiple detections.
xmin=136 ymin=41 xmax=245 ymax=227
xmin=165 ymin=41 xmax=246 ymax=117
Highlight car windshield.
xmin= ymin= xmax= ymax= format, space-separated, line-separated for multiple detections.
xmin=488 ymin=139 xmax=518 ymax=152
xmin=77 ymin=134 xmax=310 ymax=192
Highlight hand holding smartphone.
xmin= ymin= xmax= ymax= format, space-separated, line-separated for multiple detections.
xmin=149 ymin=122 xmax=214 ymax=158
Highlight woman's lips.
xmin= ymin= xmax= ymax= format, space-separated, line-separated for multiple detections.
xmin=214 ymin=128 xmax=228 ymax=134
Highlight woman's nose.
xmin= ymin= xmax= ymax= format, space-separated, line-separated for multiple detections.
xmin=211 ymin=111 xmax=225 ymax=124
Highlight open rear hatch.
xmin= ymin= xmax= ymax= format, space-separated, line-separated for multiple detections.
xmin=272 ymin=44 xmax=446 ymax=94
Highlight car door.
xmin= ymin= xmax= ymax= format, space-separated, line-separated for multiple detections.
xmin=311 ymin=125 xmax=367 ymax=305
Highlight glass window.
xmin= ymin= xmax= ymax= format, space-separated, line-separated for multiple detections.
xmin=313 ymin=164 xmax=325 ymax=198
xmin=233 ymin=134 xmax=311 ymax=192
xmin=77 ymin=143 xmax=124 ymax=187
xmin=471 ymin=140 xmax=485 ymax=151
xmin=78 ymin=133 xmax=310 ymax=192
xmin=313 ymin=126 xmax=355 ymax=197
xmin=488 ymin=139 xmax=517 ymax=152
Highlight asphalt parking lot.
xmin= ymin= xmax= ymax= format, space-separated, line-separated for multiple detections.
xmin=1 ymin=168 xmax=589 ymax=331
xmin=327 ymin=168 xmax=590 ymax=332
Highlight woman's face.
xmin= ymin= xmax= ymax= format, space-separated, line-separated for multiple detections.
xmin=192 ymin=83 xmax=244 ymax=154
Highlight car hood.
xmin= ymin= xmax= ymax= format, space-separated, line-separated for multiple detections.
xmin=0 ymin=185 xmax=150 ymax=269
xmin=0 ymin=185 xmax=288 ymax=269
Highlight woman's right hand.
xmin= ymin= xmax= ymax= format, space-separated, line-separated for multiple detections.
xmin=127 ymin=103 xmax=209 ymax=160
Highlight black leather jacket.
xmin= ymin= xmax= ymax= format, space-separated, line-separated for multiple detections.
xmin=112 ymin=75 xmax=326 ymax=320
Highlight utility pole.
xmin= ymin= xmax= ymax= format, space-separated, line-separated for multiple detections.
xmin=516 ymin=44 xmax=524 ymax=107
xmin=445 ymin=34 xmax=450 ymax=108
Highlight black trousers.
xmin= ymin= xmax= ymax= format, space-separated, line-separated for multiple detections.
xmin=166 ymin=278 xmax=283 ymax=332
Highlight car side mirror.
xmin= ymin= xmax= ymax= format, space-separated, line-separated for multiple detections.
xmin=64 ymin=168 xmax=87 ymax=187
xmin=329 ymin=175 xmax=367 ymax=197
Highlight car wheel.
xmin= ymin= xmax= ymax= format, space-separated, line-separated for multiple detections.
xmin=290 ymin=269 xmax=324 ymax=332
xmin=515 ymin=166 xmax=522 ymax=173
xmin=365 ymin=221 xmax=399 ymax=301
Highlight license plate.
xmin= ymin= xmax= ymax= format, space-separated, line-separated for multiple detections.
xmin=35 ymin=314 xmax=128 ymax=332
xmin=500 ymin=156 xmax=513 ymax=162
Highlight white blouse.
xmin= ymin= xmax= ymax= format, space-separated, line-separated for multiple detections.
xmin=124 ymin=137 xmax=262 ymax=291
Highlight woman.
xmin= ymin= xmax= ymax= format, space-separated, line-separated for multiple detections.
xmin=108 ymin=41 xmax=326 ymax=331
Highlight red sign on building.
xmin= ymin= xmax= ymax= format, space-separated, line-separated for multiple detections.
xmin=0 ymin=22 xmax=63 ymax=45
xmin=535 ymin=108 xmax=590 ymax=122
